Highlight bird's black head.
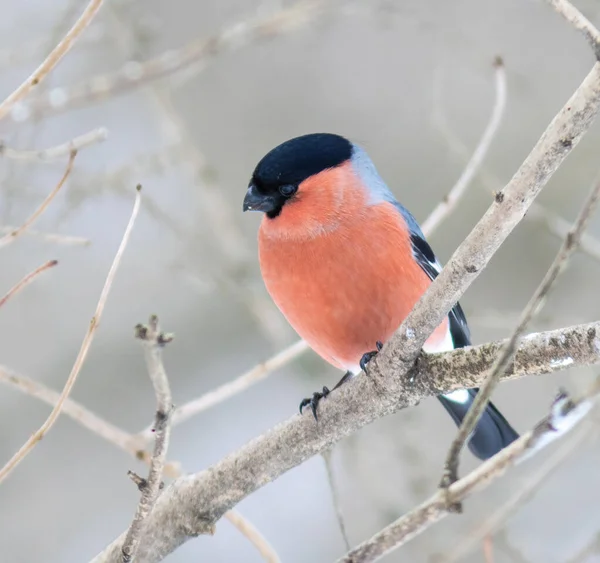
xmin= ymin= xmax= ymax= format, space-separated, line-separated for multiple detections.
xmin=243 ymin=133 xmax=353 ymax=219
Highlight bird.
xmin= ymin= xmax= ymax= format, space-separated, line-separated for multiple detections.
xmin=242 ymin=132 xmax=518 ymax=460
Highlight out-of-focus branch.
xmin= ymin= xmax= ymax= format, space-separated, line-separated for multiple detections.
xmin=421 ymin=56 xmax=506 ymax=237
xmin=0 ymin=226 xmax=90 ymax=245
xmin=225 ymin=510 xmax=281 ymax=563
xmin=106 ymin=4 xmax=290 ymax=347
xmin=441 ymin=176 xmax=600 ymax=491
xmin=0 ymin=259 xmax=58 ymax=309
xmin=136 ymin=339 xmax=309 ymax=443
xmin=121 ymin=317 xmax=174 ymax=563
xmin=0 ymin=186 xmax=141 ymax=485
xmin=16 ymin=0 xmax=326 ymax=121
xmin=0 ymin=150 xmax=77 ymax=249
xmin=337 ymin=385 xmax=599 ymax=563
xmin=0 ymin=128 xmax=107 ymax=161
xmin=0 ymin=365 xmax=144 ymax=455
xmin=0 ymin=0 xmax=105 ymax=121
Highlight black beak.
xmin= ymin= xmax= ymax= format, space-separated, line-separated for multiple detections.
xmin=243 ymin=185 xmax=277 ymax=213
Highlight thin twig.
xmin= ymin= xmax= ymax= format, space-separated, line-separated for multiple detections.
xmin=0 ymin=226 xmax=90 ymax=245
xmin=421 ymin=57 xmax=507 ymax=237
xmin=225 ymin=510 xmax=281 ymax=563
xmin=0 ymin=0 xmax=105 ymax=121
xmin=323 ymin=449 xmax=351 ymax=551
xmin=17 ymin=0 xmax=324 ymax=120
xmin=0 ymin=365 xmax=142 ymax=454
xmin=0 ymin=150 xmax=77 ymax=249
xmin=441 ymin=177 xmax=600 ymax=492
xmin=0 ymin=260 xmax=58 ymax=309
xmin=0 ymin=127 xmax=107 ymax=161
xmin=336 ymin=385 xmax=599 ymax=563
xmin=136 ymin=339 xmax=309 ymax=442
xmin=482 ymin=534 xmax=494 ymax=563
xmin=438 ymin=421 xmax=597 ymax=563
xmin=121 ymin=316 xmax=174 ymax=563
xmin=0 ymin=185 xmax=141 ymax=485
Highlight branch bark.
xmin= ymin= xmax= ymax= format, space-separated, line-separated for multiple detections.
xmin=90 ymin=318 xmax=600 ymax=562
xmin=121 ymin=317 xmax=174 ymax=562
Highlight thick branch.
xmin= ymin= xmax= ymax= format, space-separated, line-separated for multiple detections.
xmin=91 ymin=320 xmax=600 ymax=561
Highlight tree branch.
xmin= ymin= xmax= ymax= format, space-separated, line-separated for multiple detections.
xmin=16 ymin=0 xmax=325 ymax=121
xmin=0 ymin=0 xmax=105 ymax=121
xmin=90 ymin=317 xmax=600 ymax=562
xmin=0 ymin=127 xmax=107 ymax=161
xmin=336 ymin=383 xmax=599 ymax=563
xmin=136 ymin=339 xmax=309 ymax=442
xmin=0 ymin=186 xmax=141 ymax=485
xmin=0 ymin=150 xmax=77 ymax=248
xmin=0 ymin=259 xmax=58 ymax=309
xmin=121 ymin=317 xmax=174 ymax=562
xmin=441 ymin=175 xmax=600 ymax=492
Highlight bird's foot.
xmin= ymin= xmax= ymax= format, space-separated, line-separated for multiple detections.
xmin=299 ymin=386 xmax=330 ymax=421
xmin=359 ymin=340 xmax=383 ymax=372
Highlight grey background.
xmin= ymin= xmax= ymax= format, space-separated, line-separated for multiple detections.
xmin=1 ymin=0 xmax=600 ymax=561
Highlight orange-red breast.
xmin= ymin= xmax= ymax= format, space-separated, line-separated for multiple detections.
xmin=243 ymin=133 xmax=518 ymax=460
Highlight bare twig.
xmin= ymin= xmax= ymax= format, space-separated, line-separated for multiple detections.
xmin=136 ymin=339 xmax=309 ymax=442
xmin=0 ymin=226 xmax=90 ymax=245
xmin=421 ymin=57 xmax=507 ymax=237
xmin=323 ymin=449 xmax=351 ymax=551
xmin=0 ymin=150 xmax=77 ymax=249
xmin=336 ymin=386 xmax=599 ymax=563
xmin=441 ymin=176 xmax=600 ymax=491
xmin=0 ymin=186 xmax=141 ymax=485
xmin=18 ymin=0 xmax=324 ymax=120
xmin=121 ymin=316 xmax=174 ymax=563
xmin=0 ymin=127 xmax=107 ymax=161
xmin=483 ymin=534 xmax=494 ymax=563
xmin=439 ymin=421 xmax=597 ymax=563
xmin=0 ymin=0 xmax=105 ymax=121
xmin=225 ymin=510 xmax=281 ymax=563
xmin=0 ymin=259 xmax=58 ymax=309
xmin=0 ymin=365 xmax=143 ymax=454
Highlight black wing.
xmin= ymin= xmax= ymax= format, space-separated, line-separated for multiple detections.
xmin=409 ymin=233 xmax=471 ymax=348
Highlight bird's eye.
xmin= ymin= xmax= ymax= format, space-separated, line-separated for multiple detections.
xmin=279 ymin=184 xmax=297 ymax=197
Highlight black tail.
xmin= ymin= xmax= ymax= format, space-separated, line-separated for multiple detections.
xmin=437 ymin=388 xmax=519 ymax=460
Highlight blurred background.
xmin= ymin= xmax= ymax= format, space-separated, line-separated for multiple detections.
xmin=1 ymin=0 xmax=600 ymax=561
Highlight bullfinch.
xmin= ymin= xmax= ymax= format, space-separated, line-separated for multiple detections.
xmin=243 ymin=132 xmax=518 ymax=460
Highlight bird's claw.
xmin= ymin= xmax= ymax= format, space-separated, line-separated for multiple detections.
xmin=360 ymin=340 xmax=383 ymax=372
xmin=299 ymin=386 xmax=330 ymax=421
